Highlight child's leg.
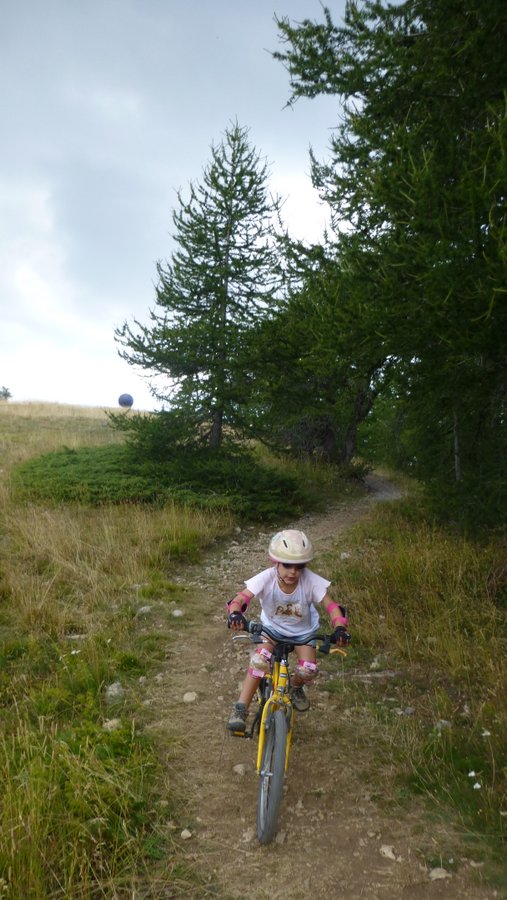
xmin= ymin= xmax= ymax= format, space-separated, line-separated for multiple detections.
xmin=292 ymin=643 xmax=318 ymax=687
xmin=238 ymin=672 xmax=261 ymax=707
xmin=238 ymin=640 xmax=275 ymax=708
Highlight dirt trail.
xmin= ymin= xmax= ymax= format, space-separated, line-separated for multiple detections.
xmin=143 ymin=477 xmax=499 ymax=899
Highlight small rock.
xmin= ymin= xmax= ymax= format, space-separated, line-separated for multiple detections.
xmin=380 ymin=845 xmax=396 ymax=860
xmin=370 ymin=657 xmax=381 ymax=671
xmin=183 ymin=691 xmax=198 ymax=703
xmin=180 ymin=829 xmax=192 ymax=841
xmin=233 ymin=764 xmax=247 ymax=777
xmin=275 ymin=831 xmax=287 ymax=844
xmin=102 ymin=718 xmax=122 ymax=731
xmin=172 ymin=609 xmax=184 ymax=617
xmin=429 ymin=867 xmax=452 ymax=881
xmin=435 ymin=719 xmax=452 ymax=732
xmin=240 ymin=827 xmax=255 ymax=843
xmin=135 ymin=605 xmax=152 ymax=617
xmin=105 ymin=682 xmax=124 ymax=701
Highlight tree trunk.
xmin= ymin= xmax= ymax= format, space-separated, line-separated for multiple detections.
xmin=453 ymin=410 xmax=462 ymax=482
xmin=341 ymin=383 xmax=377 ymax=464
xmin=209 ymin=408 xmax=223 ymax=449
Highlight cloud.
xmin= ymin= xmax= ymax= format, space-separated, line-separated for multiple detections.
xmin=1 ymin=0 xmax=346 ymax=408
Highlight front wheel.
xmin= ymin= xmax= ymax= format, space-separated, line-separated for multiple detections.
xmin=257 ymin=707 xmax=287 ymax=844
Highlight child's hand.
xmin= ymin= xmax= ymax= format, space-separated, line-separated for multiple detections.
xmin=227 ymin=612 xmax=247 ymax=631
xmin=333 ymin=625 xmax=351 ymax=646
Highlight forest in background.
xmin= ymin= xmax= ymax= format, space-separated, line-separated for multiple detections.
xmin=114 ymin=0 xmax=506 ymax=532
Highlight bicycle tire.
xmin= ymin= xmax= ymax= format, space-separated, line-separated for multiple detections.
xmin=256 ymin=707 xmax=287 ymax=844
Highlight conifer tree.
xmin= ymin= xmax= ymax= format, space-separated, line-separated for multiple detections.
xmin=116 ymin=121 xmax=282 ymax=449
xmin=274 ymin=0 xmax=507 ymax=525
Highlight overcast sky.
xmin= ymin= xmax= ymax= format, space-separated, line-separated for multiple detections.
xmin=1 ymin=0 xmax=345 ymax=411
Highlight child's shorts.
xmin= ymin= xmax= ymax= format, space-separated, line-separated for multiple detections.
xmin=260 ymin=625 xmax=319 ymax=647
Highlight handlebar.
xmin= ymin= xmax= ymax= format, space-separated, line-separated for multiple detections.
xmin=235 ymin=620 xmax=346 ymax=656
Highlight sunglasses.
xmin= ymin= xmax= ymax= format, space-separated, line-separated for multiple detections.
xmin=280 ymin=562 xmax=306 ymax=570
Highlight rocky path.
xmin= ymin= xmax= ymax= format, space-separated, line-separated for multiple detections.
xmin=141 ymin=477 xmax=499 ymax=899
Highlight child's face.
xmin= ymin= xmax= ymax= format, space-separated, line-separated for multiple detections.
xmin=276 ymin=561 xmax=306 ymax=588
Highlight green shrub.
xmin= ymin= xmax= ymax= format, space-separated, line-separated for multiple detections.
xmin=12 ymin=444 xmax=310 ymax=521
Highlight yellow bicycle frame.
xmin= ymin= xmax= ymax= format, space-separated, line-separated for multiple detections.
xmin=255 ymin=656 xmax=294 ymax=774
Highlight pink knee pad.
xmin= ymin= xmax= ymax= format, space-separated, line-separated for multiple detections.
xmin=248 ymin=646 xmax=272 ymax=679
xmin=296 ymin=660 xmax=319 ymax=684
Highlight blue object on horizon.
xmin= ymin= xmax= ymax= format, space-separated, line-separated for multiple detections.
xmin=118 ymin=393 xmax=134 ymax=409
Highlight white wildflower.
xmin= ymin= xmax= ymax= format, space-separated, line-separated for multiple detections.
xmin=481 ymin=730 xmax=491 ymax=737
xmin=468 ymin=771 xmax=476 ymax=778
xmin=473 ymin=782 xmax=481 ymax=790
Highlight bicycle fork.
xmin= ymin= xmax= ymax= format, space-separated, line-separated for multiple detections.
xmin=256 ymin=659 xmax=294 ymax=775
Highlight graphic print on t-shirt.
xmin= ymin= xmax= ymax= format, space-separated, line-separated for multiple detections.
xmin=275 ymin=601 xmax=303 ymax=618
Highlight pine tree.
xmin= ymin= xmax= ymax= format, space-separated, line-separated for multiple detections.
xmin=116 ymin=121 xmax=283 ymax=449
xmin=274 ymin=0 xmax=507 ymax=525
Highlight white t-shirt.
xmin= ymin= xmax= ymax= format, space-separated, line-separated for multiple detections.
xmin=244 ymin=566 xmax=331 ymax=637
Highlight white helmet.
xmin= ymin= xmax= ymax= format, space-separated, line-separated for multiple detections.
xmin=268 ymin=529 xmax=314 ymax=564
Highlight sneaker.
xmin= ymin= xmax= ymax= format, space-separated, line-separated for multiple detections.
xmin=227 ymin=702 xmax=248 ymax=733
xmin=290 ymin=685 xmax=310 ymax=712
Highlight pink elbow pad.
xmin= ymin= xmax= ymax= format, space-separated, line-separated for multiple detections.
xmin=226 ymin=590 xmax=251 ymax=613
xmin=328 ymin=601 xmax=347 ymax=624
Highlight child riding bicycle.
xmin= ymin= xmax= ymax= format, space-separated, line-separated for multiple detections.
xmin=226 ymin=529 xmax=351 ymax=733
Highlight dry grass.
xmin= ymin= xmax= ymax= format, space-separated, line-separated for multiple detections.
xmin=326 ymin=499 xmax=507 ymax=872
xmin=0 ymin=402 xmax=231 ymax=897
xmin=0 ymin=401 xmax=125 ymax=469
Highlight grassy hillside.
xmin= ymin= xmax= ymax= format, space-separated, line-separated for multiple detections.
xmin=0 ymin=402 xmax=505 ymax=896
xmin=0 ymin=401 xmax=359 ymax=897
xmin=0 ymin=404 xmax=237 ymax=896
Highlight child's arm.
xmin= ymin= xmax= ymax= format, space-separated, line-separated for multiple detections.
xmin=226 ymin=589 xmax=254 ymax=631
xmin=323 ymin=593 xmax=347 ymax=627
xmin=227 ymin=589 xmax=254 ymax=615
xmin=322 ymin=592 xmax=351 ymax=645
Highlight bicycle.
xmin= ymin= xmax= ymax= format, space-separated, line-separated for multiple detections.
xmin=231 ymin=620 xmax=346 ymax=844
